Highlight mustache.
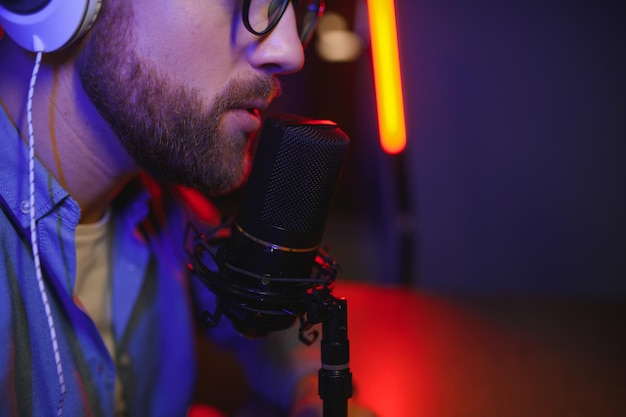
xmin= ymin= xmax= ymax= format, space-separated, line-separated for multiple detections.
xmin=215 ymin=75 xmax=282 ymax=112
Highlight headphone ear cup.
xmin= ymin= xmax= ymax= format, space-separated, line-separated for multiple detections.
xmin=0 ymin=0 xmax=102 ymax=52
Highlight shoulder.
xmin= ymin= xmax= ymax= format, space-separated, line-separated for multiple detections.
xmin=113 ymin=173 xmax=223 ymax=248
xmin=139 ymin=173 xmax=221 ymax=228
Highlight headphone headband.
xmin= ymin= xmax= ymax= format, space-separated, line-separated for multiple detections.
xmin=0 ymin=0 xmax=101 ymax=52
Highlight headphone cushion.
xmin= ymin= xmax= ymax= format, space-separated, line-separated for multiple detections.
xmin=0 ymin=0 xmax=102 ymax=52
xmin=0 ymin=0 xmax=51 ymax=14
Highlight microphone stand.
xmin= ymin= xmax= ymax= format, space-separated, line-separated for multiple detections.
xmin=186 ymin=224 xmax=353 ymax=417
xmin=300 ymin=289 xmax=353 ymax=417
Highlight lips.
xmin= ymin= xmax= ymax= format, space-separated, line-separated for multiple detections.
xmin=225 ymin=107 xmax=262 ymax=134
xmin=227 ymin=99 xmax=269 ymax=132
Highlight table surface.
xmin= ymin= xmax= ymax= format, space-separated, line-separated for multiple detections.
xmin=194 ymin=281 xmax=626 ymax=417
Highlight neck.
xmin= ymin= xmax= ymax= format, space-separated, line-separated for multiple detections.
xmin=0 ymin=39 xmax=139 ymax=224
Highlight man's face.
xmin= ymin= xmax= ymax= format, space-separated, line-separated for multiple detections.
xmin=77 ymin=0 xmax=304 ymax=195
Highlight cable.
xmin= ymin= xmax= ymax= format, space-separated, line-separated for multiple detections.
xmin=27 ymin=43 xmax=66 ymax=416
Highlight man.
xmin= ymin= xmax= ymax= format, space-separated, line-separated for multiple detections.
xmin=0 ymin=0 xmax=373 ymax=416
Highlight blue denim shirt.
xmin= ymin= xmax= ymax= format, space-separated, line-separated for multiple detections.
xmin=0 ymin=108 xmax=318 ymax=417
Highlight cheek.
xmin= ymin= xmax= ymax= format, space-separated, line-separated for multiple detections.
xmin=132 ymin=1 xmax=236 ymax=95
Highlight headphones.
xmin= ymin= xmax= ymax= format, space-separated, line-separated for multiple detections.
xmin=0 ymin=0 xmax=101 ymax=52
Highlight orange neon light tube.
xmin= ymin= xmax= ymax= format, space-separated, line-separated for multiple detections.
xmin=367 ymin=0 xmax=406 ymax=154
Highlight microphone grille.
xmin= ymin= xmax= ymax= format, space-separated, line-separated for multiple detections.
xmin=264 ymin=122 xmax=348 ymax=231
xmin=238 ymin=114 xmax=350 ymax=248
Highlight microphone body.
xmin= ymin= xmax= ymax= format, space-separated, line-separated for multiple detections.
xmin=198 ymin=114 xmax=350 ymax=338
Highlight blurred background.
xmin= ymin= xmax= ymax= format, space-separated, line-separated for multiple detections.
xmin=268 ymin=0 xmax=625 ymax=416
xmin=201 ymin=1 xmax=626 ymax=416
xmin=270 ymin=0 xmax=626 ymax=295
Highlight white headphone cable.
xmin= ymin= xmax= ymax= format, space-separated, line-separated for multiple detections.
xmin=27 ymin=40 xmax=66 ymax=417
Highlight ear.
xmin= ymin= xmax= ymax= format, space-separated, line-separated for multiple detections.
xmin=0 ymin=0 xmax=102 ymax=52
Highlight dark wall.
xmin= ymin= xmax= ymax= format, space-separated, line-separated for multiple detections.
xmin=270 ymin=1 xmax=625 ymax=295
xmin=395 ymin=1 xmax=626 ymax=296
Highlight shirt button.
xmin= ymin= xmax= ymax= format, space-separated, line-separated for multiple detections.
xmin=20 ymin=200 xmax=30 ymax=214
xmin=119 ymin=353 xmax=132 ymax=369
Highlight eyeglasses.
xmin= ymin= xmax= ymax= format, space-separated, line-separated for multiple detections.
xmin=242 ymin=0 xmax=325 ymax=47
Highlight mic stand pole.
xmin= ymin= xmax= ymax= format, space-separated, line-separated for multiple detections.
xmin=301 ymin=290 xmax=352 ymax=417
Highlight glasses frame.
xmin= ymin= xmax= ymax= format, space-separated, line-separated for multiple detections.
xmin=241 ymin=0 xmax=325 ymax=46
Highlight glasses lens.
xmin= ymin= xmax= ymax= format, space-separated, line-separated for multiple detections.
xmin=247 ymin=0 xmax=287 ymax=34
xmin=294 ymin=0 xmax=324 ymax=45
xmin=245 ymin=0 xmax=324 ymax=45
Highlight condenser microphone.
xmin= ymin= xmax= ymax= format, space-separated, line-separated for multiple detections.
xmin=191 ymin=114 xmax=350 ymax=338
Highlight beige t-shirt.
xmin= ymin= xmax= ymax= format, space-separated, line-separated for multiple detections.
xmin=74 ymin=209 xmax=126 ymax=416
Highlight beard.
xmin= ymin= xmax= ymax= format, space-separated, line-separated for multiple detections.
xmin=76 ymin=2 xmax=280 ymax=196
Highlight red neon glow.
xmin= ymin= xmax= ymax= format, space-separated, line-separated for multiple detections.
xmin=367 ymin=0 xmax=407 ymax=154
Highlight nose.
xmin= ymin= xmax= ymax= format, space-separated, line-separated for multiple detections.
xmin=248 ymin=3 xmax=305 ymax=74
